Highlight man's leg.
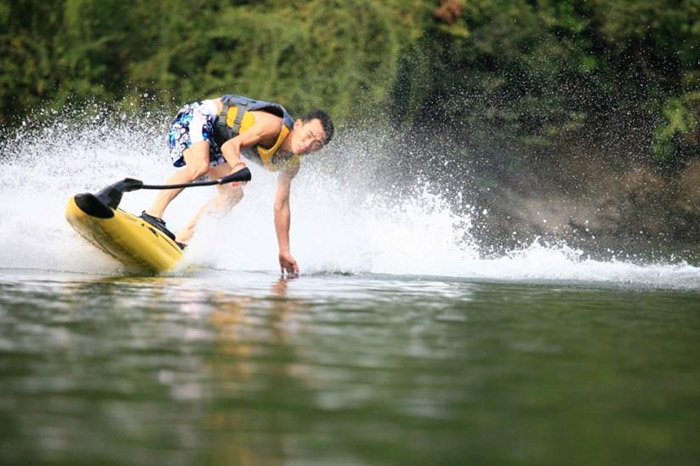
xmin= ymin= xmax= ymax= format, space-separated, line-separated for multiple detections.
xmin=175 ymin=163 xmax=245 ymax=244
xmin=145 ymin=141 xmax=211 ymax=219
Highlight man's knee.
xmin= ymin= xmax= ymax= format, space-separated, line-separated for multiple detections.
xmin=183 ymin=143 xmax=210 ymax=179
xmin=186 ymin=160 xmax=210 ymax=179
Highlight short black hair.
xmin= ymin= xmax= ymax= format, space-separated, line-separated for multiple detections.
xmin=302 ymin=109 xmax=334 ymax=144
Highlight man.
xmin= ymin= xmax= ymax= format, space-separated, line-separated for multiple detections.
xmin=141 ymin=95 xmax=334 ymax=275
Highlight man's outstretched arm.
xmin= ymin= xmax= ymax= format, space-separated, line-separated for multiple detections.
xmin=220 ymin=112 xmax=283 ymax=171
xmin=274 ymin=163 xmax=300 ymax=275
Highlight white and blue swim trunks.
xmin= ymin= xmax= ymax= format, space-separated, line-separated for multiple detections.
xmin=167 ymin=100 xmax=226 ymax=168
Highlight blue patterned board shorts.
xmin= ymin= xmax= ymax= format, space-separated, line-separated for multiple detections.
xmin=168 ymin=100 xmax=226 ymax=168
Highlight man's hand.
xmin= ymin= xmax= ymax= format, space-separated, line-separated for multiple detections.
xmin=279 ymin=251 xmax=299 ymax=277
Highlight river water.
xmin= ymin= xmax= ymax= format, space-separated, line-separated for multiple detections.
xmin=1 ymin=109 xmax=700 ymax=464
xmin=1 ymin=269 xmax=699 ymax=465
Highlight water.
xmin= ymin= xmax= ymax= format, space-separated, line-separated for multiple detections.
xmin=1 ymin=108 xmax=700 ymax=464
xmin=1 ymin=270 xmax=699 ymax=465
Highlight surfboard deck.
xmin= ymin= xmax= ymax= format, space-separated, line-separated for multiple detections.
xmin=65 ymin=193 xmax=184 ymax=274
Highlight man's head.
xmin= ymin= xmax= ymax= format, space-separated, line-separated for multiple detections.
xmin=289 ymin=109 xmax=334 ymax=155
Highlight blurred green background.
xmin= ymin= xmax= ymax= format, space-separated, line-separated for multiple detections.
xmin=3 ymin=0 xmax=698 ymax=164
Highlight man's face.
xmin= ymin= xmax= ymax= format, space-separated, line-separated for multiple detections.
xmin=291 ymin=119 xmax=327 ymax=155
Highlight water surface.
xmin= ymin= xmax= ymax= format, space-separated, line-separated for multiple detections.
xmin=1 ymin=269 xmax=699 ymax=465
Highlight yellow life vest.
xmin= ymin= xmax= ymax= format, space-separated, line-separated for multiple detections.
xmin=214 ymin=95 xmax=300 ymax=172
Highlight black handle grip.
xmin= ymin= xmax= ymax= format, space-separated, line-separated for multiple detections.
xmin=119 ymin=178 xmax=145 ymax=192
xmin=218 ymin=167 xmax=252 ymax=184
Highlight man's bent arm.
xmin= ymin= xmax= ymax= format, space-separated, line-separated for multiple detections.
xmin=220 ymin=114 xmax=281 ymax=171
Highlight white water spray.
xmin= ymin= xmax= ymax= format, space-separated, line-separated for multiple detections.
xmin=1 ymin=106 xmax=699 ymax=290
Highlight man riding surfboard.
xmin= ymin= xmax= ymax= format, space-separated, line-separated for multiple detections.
xmin=141 ymin=95 xmax=334 ymax=275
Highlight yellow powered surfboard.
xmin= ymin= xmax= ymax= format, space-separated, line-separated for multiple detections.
xmin=65 ymin=192 xmax=183 ymax=274
xmin=65 ymin=168 xmax=251 ymax=274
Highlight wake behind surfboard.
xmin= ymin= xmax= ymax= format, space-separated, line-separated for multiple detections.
xmin=65 ymin=167 xmax=251 ymax=274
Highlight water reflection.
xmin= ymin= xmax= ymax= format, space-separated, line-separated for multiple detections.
xmin=202 ymin=277 xmax=305 ymax=465
xmin=205 ymin=276 xmax=300 ymax=382
xmin=2 ymin=270 xmax=700 ymax=465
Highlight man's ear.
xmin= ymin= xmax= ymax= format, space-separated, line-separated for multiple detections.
xmin=293 ymin=119 xmax=303 ymax=130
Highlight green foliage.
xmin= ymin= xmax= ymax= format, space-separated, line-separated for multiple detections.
xmin=0 ymin=0 xmax=426 ymax=123
xmin=393 ymin=0 xmax=598 ymax=143
xmin=391 ymin=0 xmax=700 ymax=167
xmin=653 ymin=92 xmax=700 ymax=164
xmin=182 ymin=0 xmax=428 ymax=117
xmin=0 ymin=0 xmax=58 ymax=118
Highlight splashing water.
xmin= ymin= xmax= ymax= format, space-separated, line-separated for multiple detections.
xmin=1 ymin=105 xmax=699 ymax=290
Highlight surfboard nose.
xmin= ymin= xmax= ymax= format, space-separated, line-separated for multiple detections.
xmin=73 ymin=193 xmax=114 ymax=219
